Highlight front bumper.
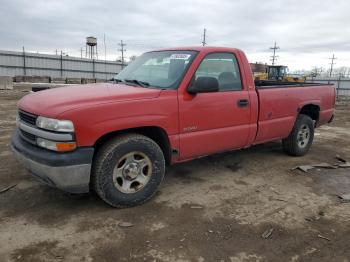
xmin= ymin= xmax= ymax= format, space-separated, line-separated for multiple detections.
xmin=11 ymin=128 xmax=94 ymax=193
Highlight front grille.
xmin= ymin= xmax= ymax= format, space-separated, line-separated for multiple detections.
xmin=19 ymin=110 xmax=38 ymax=126
xmin=20 ymin=129 xmax=36 ymax=143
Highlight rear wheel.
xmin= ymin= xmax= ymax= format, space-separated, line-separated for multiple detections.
xmin=92 ymin=134 xmax=165 ymax=208
xmin=282 ymin=114 xmax=314 ymax=156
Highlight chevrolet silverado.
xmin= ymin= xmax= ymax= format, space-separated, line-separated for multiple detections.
xmin=11 ymin=47 xmax=335 ymax=207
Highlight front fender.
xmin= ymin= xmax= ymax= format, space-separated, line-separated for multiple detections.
xmin=91 ymin=115 xmax=170 ymax=144
xmin=74 ymin=114 xmax=176 ymax=146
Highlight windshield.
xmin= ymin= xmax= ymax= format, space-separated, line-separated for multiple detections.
xmin=115 ymin=50 xmax=197 ymax=89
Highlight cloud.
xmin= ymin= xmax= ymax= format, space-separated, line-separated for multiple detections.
xmin=0 ymin=0 xmax=349 ymax=70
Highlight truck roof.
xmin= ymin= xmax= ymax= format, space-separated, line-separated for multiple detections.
xmin=154 ymin=46 xmax=242 ymax=53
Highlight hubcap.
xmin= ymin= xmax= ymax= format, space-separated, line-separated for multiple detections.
xmin=113 ymin=152 xmax=152 ymax=194
xmin=297 ymin=124 xmax=310 ymax=148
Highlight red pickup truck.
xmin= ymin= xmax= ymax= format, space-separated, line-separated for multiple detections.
xmin=12 ymin=47 xmax=335 ymax=207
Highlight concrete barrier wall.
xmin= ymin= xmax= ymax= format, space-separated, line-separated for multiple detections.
xmin=0 ymin=76 xmax=13 ymax=90
xmin=11 ymin=76 xmax=111 ymax=84
xmin=14 ymin=75 xmax=50 ymax=83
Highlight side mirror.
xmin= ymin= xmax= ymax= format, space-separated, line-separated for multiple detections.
xmin=187 ymin=77 xmax=219 ymax=94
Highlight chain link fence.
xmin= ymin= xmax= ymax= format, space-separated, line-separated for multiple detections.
xmin=306 ymin=77 xmax=350 ymax=98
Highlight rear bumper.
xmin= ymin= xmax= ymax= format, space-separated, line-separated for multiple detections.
xmin=11 ymin=128 xmax=94 ymax=193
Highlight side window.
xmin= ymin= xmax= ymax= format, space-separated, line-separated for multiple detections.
xmin=195 ymin=52 xmax=242 ymax=91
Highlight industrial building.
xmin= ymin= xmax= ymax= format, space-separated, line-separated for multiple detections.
xmin=0 ymin=49 xmax=122 ymax=81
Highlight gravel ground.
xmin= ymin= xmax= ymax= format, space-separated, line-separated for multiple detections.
xmin=1 ymin=90 xmax=350 ymax=262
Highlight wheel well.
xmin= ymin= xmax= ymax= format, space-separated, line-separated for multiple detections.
xmin=299 ymin=104 xmax=320 ymax=122
xmin=93 ymin=126 xmax=172 ymax=166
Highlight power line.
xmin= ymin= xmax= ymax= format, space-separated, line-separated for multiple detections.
xmin=329 ymin=54 xmax=337 ymax=77
xmin=269 ymin=42 xmax=280 ymax=65
xmin=118 ymin=40 xmax=126 ymax=68
xmin=202 ymin=28 xmax=207 ymax=46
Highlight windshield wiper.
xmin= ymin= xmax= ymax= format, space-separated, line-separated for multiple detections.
xmin=113 ymin=78 xmax=124 ymax=83
xmin=124 ymin=79 xmax=150 ymax=87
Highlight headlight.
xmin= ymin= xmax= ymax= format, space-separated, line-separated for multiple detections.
xmin=37 ymin=137 xmax=76 ymax=152
xmin=36 ymin=116 xmax=74 ymax=132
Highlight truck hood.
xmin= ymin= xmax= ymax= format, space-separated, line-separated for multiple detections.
xmin=18 ymin=83 xmax=162 ymax=118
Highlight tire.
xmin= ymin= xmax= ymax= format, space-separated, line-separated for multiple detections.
xmin=92 ymin=134 xmax=165 ymax=208
xmin=282 ymin=114 xmax=314 ymax=156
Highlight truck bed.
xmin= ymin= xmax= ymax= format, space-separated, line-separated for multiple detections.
xmin=253 ymin=83 xmax=335 ymax=144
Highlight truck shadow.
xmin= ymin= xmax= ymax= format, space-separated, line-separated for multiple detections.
xmin=166 ymin=141 xmax=283 ymax=183
xmin=0 ymin=141 xmax=286 ymax=226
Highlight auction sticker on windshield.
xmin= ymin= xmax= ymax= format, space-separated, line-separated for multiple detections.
xmin=170 ymin=54 xmax=191 ymax=60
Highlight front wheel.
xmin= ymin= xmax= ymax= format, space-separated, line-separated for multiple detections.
xmin=282 ymin=114 xmax=314 ymax=156
xmin=92 ymin=134 xmax=165 ymax=208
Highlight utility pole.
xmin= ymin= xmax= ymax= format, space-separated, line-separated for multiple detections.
xmin=329 ymin=54 xmax=337 ymax=78
xmin=60 ymin=50 xmax=63 ymax=77
xmin=269 ymin=42 xmax=280 ymax=65
xmin=104 ymin=34 xmax=107 ymax=62
xmin=104 ymin=34 xmax=107 ymax=80
xmin=118 ymin=40 xmax=126 ymax=68
xmin=22 ymin=46 xmax=26 ymax=76
xmin=201 ymin=28 xmax=207 ymax=46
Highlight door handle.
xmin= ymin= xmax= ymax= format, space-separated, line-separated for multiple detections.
xmin=237 ymin=99 xmax=249 ymax=107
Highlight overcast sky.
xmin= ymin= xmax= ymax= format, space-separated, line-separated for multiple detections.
xmin=1 ymin=0 xmax=349 ymax=70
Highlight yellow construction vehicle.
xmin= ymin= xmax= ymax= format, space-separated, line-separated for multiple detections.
xmin=254 ymin=65 xmax=305 ymax=83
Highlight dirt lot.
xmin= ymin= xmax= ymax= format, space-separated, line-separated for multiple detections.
xmin=1 ymin=90 xmax=350 ymax=262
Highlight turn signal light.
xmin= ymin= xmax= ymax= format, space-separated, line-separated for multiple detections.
xmin=37 ymin=137 xmax=76 ymax=152
xmin=56 ymin=142 xmax=77 ymax=152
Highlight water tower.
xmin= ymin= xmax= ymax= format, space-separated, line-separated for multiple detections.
xmin=86 ymin=36 xmax=98 ymax=59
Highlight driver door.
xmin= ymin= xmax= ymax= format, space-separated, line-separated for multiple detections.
xmin=178 ymin=52 xmax=251 ymax=160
